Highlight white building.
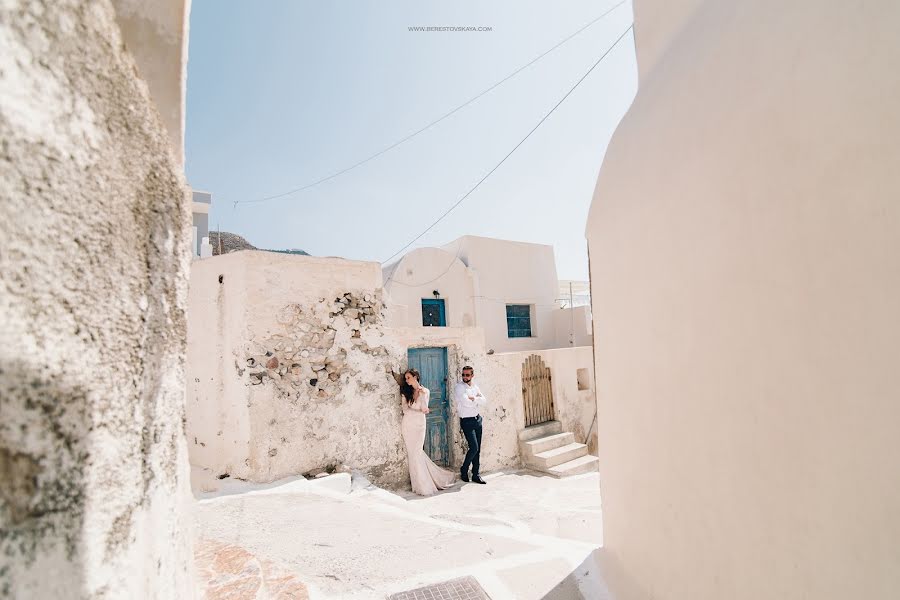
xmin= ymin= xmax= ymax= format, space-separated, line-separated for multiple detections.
xmin=185 ymin=248 xmax=600 ymax=490
xmin=383 ymin=235 xmax=591 ymax=352
xmin=191 ymin=189 xmax=213 ymax=258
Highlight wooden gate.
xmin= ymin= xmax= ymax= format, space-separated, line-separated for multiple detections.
xmin=522 ymin=354 xmax=554 ymax=427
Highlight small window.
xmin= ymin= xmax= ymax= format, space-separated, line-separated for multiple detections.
xmin=577 ymin=368 xmax=591 ymax=391
xmin=421 ymin=299 xmax=446 ymax=327
xmin=506 ymin=304 xmax=532 ymax=338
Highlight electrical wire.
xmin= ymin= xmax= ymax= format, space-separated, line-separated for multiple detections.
xmin=234 ymin=1 xmax=631 ymax=207
xmin=380 ymin=24 xmax=635 ymax=266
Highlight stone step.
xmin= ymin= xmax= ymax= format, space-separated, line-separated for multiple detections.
xmin=518 ymin=420 xmax=562 ymax=442
xmin=529 ymin=442 xmax=589 ymax=469
xmin=523 ymin=432 xmax=575 ymax=456
xmin=547 ymin=454 xmax=600 ymax=478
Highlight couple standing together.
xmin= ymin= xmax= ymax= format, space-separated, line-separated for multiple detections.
xmin=400 ymin=365 xmax=487 ymax=496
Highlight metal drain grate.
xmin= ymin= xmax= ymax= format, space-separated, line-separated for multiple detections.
xmin=387 ymin=576 xmax=491 ymax=600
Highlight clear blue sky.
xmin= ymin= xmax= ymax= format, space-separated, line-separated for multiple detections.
xmin=185 ymin=0 xmax=637 ymax=280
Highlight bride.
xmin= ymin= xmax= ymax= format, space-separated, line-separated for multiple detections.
xmin=400 ymin=369 xmax=456 ymax=496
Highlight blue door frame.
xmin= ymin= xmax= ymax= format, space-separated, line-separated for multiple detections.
xmin=407 ymin=347 xmax=450 ymax=466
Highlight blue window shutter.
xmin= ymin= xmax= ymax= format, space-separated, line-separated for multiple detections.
xmin=506 ymin=304 xmax=532 ymax=337
xmin=421 ymin=299 xmax=446 ymax=327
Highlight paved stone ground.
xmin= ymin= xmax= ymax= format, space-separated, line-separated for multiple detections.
xmin=194 ymin=470 xmax=611 ymax=599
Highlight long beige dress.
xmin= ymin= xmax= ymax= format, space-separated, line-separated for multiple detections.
xmin=401 ymin=387 xmax=456 ymax=496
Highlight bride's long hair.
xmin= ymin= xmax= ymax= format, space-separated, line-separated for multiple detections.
xmin=400 ymin=369 xmax=420 ymax=406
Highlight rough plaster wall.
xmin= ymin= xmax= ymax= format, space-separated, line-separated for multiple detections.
xmin=471 ymin=356 xmax=526 ymax=471
xmin=240 ymin=289 xmax=412 ymax=486
xmin=185 ymin=254 xmax=252 ymax=483
xmin=0 ymin=1 xmax=193 ymax=598
xmin=186 ymin=254 xmax=412 ymax=488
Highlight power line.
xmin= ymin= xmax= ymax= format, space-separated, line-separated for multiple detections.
xmin=380 ymin=24 xmax=634 ymax=265
xmin=234 ymin=0 xmax=630 ymax=207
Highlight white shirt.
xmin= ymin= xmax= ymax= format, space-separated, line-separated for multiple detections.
xmin=454 ymin=381 xmax=487 ymax=418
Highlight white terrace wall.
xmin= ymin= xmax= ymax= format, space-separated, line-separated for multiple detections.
xmin=1 ymin=1 xmax=194 ymax=598
xmin=587 ymin=1 xmax=900 ymax=599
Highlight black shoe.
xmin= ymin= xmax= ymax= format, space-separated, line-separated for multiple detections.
xmin=472 ymin=475 xmax=486 ymax=484
xmin=460 ymin=468 xmax=469 ymax=482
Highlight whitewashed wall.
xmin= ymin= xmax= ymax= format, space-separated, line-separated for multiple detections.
xmin=383 ymin=247 xmax=477 ymax=328
xmin=587 ymin=1 xmax=900 ymax=598
xmin=551 ymin=306 xmax=593 ymax=348
xmin=444 ymin=236 xmax=561 ymax=354
xmin=484 ymin=347 xmax=597 ymax=454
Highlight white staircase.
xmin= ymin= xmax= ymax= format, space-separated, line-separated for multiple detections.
xmin=519 ymin=421 xmax=599 ymax=478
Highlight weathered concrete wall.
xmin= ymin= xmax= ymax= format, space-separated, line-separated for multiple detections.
xmin=0 ymin=1 xmax=194 ymax=598
xmin=587 ymin=1 xmax=900 ymax=599
xmin=186 ymin=252 xmax=410 ymax=488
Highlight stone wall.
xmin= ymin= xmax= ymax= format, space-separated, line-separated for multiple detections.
xmin=240 ymin=289 xmax=409 ymax=484
xmin=0 ymin=1 xmax=194 ymax=598
xmin=187 ymin=252 xmax=411 ymax=488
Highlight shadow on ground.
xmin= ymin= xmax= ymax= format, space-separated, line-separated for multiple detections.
xmin=541 ymin=548 xmax=614 ymax=600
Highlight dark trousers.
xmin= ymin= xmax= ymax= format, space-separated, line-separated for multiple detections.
xmin=460 ymin=415 xmax=483 ymax=476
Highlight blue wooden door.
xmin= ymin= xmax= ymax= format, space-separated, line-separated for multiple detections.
xmin=407 ymin=347 xmax=450 ymax=466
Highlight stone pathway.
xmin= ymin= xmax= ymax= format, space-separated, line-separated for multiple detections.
xmin=194 ymin=470 xmax=610 ymax=599
xmin=195 ymin=539 xmax=309 ymax=599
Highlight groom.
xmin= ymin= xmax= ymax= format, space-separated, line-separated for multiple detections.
xmin=455 ymin=365 xmax=487 ymax=484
